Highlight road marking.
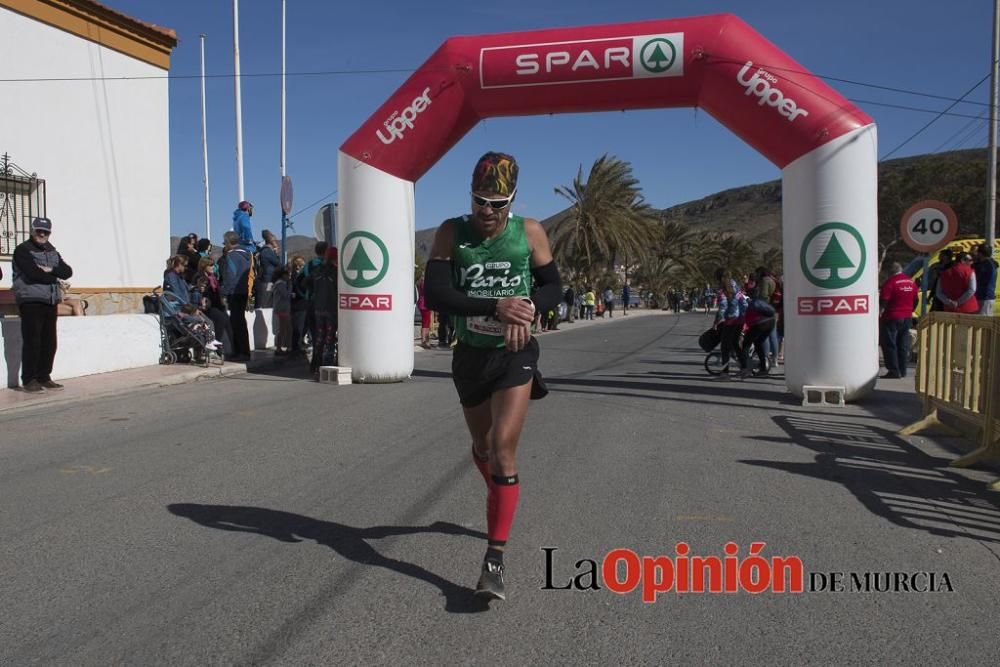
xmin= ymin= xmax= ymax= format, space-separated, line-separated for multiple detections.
xmin=60 ymin=465 xmax=111 ymax=475
xmin=674 ymin=514 xmax=734 ymax=522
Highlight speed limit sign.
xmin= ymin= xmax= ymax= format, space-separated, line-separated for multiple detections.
xmin=899 ymin=200 xmax=957 ymax=253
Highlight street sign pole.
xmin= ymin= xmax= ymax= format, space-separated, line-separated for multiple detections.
xmin=920 ymin=255 xmax=929 ymax=317
xmin=280 ymin=176 xmax=293 ymax=265
xmin=281 ymin=212 xmax=288 ymax=265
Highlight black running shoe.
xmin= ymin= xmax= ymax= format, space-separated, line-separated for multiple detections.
xmin=474 ymin=559 xmax=506 ymax=600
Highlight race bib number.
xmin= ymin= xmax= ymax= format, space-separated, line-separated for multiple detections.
xmin=467 ymin=315 xmax=504 ymax=337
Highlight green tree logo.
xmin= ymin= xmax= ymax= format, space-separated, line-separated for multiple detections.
xmin=800 ymin=222 xmax=866 ymax=289
xmin=639 ymin=38 xmax=676 ymax=73
xmin=341 ymin=231 xmax=389 ymax=288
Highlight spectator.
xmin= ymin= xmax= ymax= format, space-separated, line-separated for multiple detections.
xmin=176 ymin=234 xmax=201 ymax=283
xmin=603 ymin=287 xmax=615 ymax=318
xmin=310 ymin=247 xmax=339 ymax=374
xmin=713 ymin=269 xmax=747 ymax=377
xmin=936 ymin=253 xmax=978 ymax=314
xmin=271 ymin=266 xmax=292 ymax=356
xmin=220 ymin=230 xmax=253 ymax=360
xmin=753 ymin=266 xmax=781 ymax=367
xmin=257 ymin=230 xmax=281 ymax=307
xmin=740 ymin=296 xmax=777 ymax=379
xmin=289 ymin=254 xmax=308 ymax=353
xmin=438 ymin=311 xmax=455 ymax=348
xmin=12 ymin=217 xmax=73 ymax=392
xmin=927 ymin=248 xmax=954 ymax=311
xmin=879 ymin=262 xmax=918 ymax=379
xmin=192 ymin=256 xmax=234 ymax=359
xmin=564 ymin=285 xmax=576 ymax=323
xmin=299 ymin=241 xmax=328 ymax=352
xmin=163 ymin=255 xmax=191 ymax=302
xmin=583 ymin=287 xmax=596 ymax=320
xmin=232 ymin=200 xmax=256 ymax=251
xmin=417 ymin=276 xmax=433 ymax=348
xmin=973 ymin=244 xmax=997 ymax=316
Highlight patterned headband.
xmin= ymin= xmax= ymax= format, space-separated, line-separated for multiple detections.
xmin=471 ymin=152 xmax=518 ymax=196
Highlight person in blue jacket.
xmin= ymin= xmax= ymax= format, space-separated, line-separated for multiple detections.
xmin=232 ymin=200 xmax=257 ymax=251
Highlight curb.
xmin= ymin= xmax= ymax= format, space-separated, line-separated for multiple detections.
xmin=0 ymin=360 xmax=263 ymax=415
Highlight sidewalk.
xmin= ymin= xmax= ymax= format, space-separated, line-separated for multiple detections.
xmin=0 ymin=357 xmax=262 ymax=414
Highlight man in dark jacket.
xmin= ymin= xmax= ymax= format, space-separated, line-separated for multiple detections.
xmin=973 ymin=243 xmax=997 ymax=316
xmin=12 ymin=217 xmax=73 ymax=392
xmin=220 ymin=231 xmax=252 ymax=360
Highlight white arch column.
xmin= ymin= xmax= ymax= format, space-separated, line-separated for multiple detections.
xmin=336 ymin=152 xmax=415 ymax=382
xmin=782 ymin=124 xmax=879 ymax=400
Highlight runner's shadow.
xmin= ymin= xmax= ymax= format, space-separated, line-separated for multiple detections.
xmin=168 ymin=503 xmax=490 ymax=614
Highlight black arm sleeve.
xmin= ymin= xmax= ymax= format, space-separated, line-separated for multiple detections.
xmin=530 ymin=261 xmax=562 ymax=313
xmin=424 ymin=259 xmax=496 ymax=316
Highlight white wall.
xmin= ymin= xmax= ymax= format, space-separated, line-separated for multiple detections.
xmin=1 ymin=309 xmax=276 ymax=387
xmin=0 ymin=8 xmax=170 ymax=290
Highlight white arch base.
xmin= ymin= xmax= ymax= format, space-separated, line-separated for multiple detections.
xmin=337 ymin=152 xmax=415 ymax=383
xmin=782 ymin=124 xmax=879 ymax=400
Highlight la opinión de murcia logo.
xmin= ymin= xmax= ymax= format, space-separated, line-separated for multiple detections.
xmin=376 ymin=87 xmax=432 ymax=145
xmin=541 ymin=545 xmax=954 ymax=601
xmin=736 ymin=61 xmax=810 ymax=122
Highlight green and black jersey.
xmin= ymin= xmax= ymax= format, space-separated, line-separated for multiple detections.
xmin=449 ymin=214 xmax=532 ymax=349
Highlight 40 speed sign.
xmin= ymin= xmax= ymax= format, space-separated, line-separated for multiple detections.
xmin=899 ymin=200 xmax=957 ymax=253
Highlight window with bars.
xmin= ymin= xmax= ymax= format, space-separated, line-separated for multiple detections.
xmin=1 ymin=153 xmax=46 ymax=257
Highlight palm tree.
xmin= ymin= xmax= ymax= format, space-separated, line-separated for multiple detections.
xmin=551 ymin=155 xmax=659 ymax=286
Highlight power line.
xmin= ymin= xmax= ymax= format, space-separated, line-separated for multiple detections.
xmin=288 ymin=188 xmax=337 ymax=220
xmin=880 ymin=73 xmax=991 ymax=160
xmin=932 ymin=109 xmax=990 ymax=153
xmin=846 ymin=99 xmax=985 ymax=121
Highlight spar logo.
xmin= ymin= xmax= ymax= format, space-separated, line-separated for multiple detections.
xmin=480 ymin=33 xmax=684 ymax=89
xmin=736 ymin=61 xmax=809 ymax=122
xmin=341 ymin=231 xmax=389 ymax=288
xmin=800 ymin=222 xmax=866 ymax=290
xmin=340 ymin=293 xmax=392 ymax=311
xmin=376 ymin=87 xmax=432 ymax=145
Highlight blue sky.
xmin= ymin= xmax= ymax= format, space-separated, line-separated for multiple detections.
xmin=102 ymin=0 xmax=994 ymax=240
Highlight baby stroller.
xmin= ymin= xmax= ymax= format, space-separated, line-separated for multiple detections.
xmin=158 ymin=291 xmax=223 ymax=367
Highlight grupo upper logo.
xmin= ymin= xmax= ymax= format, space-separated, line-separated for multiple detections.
xmin=375 ymin=87 xmax=432 ymax=145
xmin=799 ymin=222 xmax=866 ymax=289
xmin=479 ymin=33 xmax=684 ymax=89
xmin=736 ymin=61 xmax=809 ymax=122
xmin=341 ymin=231 xmax=389 ymax=288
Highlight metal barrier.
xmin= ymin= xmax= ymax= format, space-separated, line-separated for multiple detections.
xmin=900 ymin=313 xmax=1000 ymax=490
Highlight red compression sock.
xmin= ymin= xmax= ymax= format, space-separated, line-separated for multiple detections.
xmin=487 ymin=474 xmax=520 ymax=547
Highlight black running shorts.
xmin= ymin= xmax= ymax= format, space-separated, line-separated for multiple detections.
xmin=451 ymin=337 xmax=548 ymax=407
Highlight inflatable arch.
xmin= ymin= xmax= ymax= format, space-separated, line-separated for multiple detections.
xmin=337 ymin=13 xmax=878 ymax=400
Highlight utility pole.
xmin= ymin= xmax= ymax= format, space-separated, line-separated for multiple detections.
xmin=280 ymin=0 xmax=288 ymax=263
xmin=233 ymin=0 xmax=245 ymax=203
xmin=199 ymin=34 xmax=211 ymax=241
xmin=988 ymin=0 xmax=999 ymax=251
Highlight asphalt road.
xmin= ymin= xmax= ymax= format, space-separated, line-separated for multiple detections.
xmin=2 ymin=311 xmax=999 ymax=665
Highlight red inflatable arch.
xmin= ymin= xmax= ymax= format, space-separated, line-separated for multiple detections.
xmin=337 ymin=14 xmax=879 ymax=400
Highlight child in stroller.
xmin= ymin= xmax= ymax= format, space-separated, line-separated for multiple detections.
xmin=158 ymin=290 xmax=222 ymax=366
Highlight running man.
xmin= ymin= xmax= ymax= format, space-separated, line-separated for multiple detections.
xmin=425 ymin=152 xmax=562 ymax=601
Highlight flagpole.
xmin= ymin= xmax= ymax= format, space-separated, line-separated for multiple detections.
xmin=988 ymin=0 xmax=999 ymax=251
xmin=280 ymin=0 xmax=288 ymax=264
xmin=200 ymin=33 xmax=211 ymax=241
xmin=233 ymin=0 xmax=245 ymax=203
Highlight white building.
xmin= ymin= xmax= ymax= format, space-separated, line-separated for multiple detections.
xmin=0 ymin=0 xmax=176 ymax=314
